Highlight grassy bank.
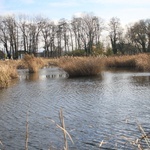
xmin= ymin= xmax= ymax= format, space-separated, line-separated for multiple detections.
xmin=59 ymin=56 xmax=103 ymax=77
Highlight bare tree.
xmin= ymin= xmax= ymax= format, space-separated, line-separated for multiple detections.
xmin=19 ymin=14 xmax=30 ymax=53
xmin=2 ymin=15 xmax=19 ymax=58
xmin=0 ymin=16 xmax=10 ymax=58
xmin=41 ymin=19 xmax=56 ymax=57
xmin=71 ymin=13 xmax=104 ymax=55
xmin=71 ymin=17 xmax=82 ymax=50
xmin=108 ymin=17 xmax=122 ymax=54
xmin=126 ymin=19 xmax=150 ymax=53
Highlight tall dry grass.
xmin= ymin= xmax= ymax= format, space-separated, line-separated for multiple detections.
xmin=58 ymin=53 xmax=150 ymax=78
xmin=104 ymin=53 xmax=150 ymax=71
xmin=23 ymin=54 xmax=45 ymax=73
xmin=0 ymin=63 xmax=18 ymax=88
xmin=59 ymin=57 xmax=103 ymax=77
xmin=135 ymin=54 xmax=150 ymax=71
xmin=23 ymin=55 xmax=60 ymax=73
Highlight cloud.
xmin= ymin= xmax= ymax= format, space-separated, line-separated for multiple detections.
xmin=0 ymin=0 xmax=4 ymax=9
xmin=49 ymin=0 xmax=78 ymax=7
xmin=80 ymin=0 xmax=150 ymax=5
xmin=20 ymin=0 xmax=34 ymax=4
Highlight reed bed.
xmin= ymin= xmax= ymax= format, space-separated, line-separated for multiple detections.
xmin=104 ymin=53 xmax=150 ymax=71
xmin=44 ymin=58 xmax=59 ymax=67
xmin=59 ymin=57 xmax=103 ymax=77
xmin=0 ymin=53 xmax=149 ymax=87
xmin=135 ymin=54 xmax=150 ymax=71
xmin=23 ymin=55 xmax=59 ymax=73
xmin=0 ymin=63 xmax=18 ymax=88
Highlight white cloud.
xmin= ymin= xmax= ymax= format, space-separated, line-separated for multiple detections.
xmin=81 ymin=0 xmax=150 ymax=5
xmin=0 ymin=0 xmax=7 ymax=14
xmin=0 ymin=0 xmax=4 ymax=9
xmin=73 ymin=12 xmax=84 ymax=18
xmin=20 ymin=0 xmax=34 ymax=4
xmin=49 ymin=0 xmax=78 ymax=7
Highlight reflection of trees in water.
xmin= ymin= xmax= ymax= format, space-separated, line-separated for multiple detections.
xmin=25 ymin=73 xmax=68 ymax=81
xmin=132 ymin=76 xmax=150 ymax=85
xmin=46 ymin=73 xmax=68 ymax=79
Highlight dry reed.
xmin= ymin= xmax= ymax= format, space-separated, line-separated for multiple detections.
xmin=135 ymin=54 xmax=150 ymax=71
xmin=25 ymin=111 xmax=29 ymax=150
xmin=0 ymin=63 xmax=18 ymax=88
xmin=104 ymin=53 xmax=150 ymax=71
xmin=23 ymin=54 xmax=45 ymax=73
xmin=59 ymin=57 xmax=103 ymax=77
xmin=59 ymin=109 xmax=68 ymax=150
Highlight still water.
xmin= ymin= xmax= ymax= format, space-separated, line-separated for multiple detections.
xmin=0 ymin=67 xmax=150 ymax=150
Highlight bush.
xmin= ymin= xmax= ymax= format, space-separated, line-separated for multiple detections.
xmin=65 ymin=49 xmax=85 ymax=57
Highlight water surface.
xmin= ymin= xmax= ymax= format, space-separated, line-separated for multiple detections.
xmin=0 ymin=68 xmax=150 ymax=150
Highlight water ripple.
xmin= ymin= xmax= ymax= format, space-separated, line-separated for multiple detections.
xmin=0 ymin=69 xmax=150 ymax=149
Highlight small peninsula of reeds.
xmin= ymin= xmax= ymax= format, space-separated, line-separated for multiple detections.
xmin=59 ymin=57 xmax=103 ymax=77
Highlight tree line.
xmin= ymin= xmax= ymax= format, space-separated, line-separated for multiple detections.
xmin=0 ymin=13 xmax=149 ymax=59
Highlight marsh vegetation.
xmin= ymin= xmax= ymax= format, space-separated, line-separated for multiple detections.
xmin=0 ymin=53 xmax=150 ymax=88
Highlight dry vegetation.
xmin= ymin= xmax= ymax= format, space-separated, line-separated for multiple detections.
xmin=58 ymin=53 xmax=150 ymax=77
xmin=0 ymin=62 xmax=18 ymax=88
xmin=22 ymin=54 xmax=59 ymax=73
xmin=0 ymin=54 xmax=60 ymax=88
xmin=0 ymin=53 xmax=150 ymax=88
xmin=59 ymin=56 xmax=104 ymax=77
xmin=23 ymin=54 xmax=45 ymax=73
xmin=104 ymin=53 xmax=150 ymax=71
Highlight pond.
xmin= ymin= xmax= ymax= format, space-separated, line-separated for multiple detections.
xmin=0 ymin=67 xmax=150 ymax=150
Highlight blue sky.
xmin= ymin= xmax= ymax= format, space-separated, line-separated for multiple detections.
xmin=0 ymin=0 xmax=150 ymax=25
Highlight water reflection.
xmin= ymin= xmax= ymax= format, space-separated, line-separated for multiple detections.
xmin=0 ymin=68 xmax=150 ymax=150
xmin=19 ymin=67 xmax=68 ymax=82
xmin=26 ymin=72 xmax=39 ymax=81
xmin=132 ymin=75 xmax=150 ymax=85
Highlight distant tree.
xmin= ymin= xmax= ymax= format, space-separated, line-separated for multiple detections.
xmin=104 ymin=44 xmax=113 ymax=56
xmin=92 ymin=41 xmax=105 ymax=56
xmin=0 ymin=16 xmax=9 ymax=57
xmin=0 ymin=15 xmax=19 ymax=58
xmin=41 ymin=19 xmax=56 ymax=57
xmin=108 ymin=17 xmax=123 ymax=54
xmin=71 ymin=17 xmax=82 ymax=50
xmin=71 ymin=13 xmax=104 ymax=55
xmin=127 ymin=19 xmax=150 ymax=53
xmin=19 ymin=14 xmax=30 ymax=53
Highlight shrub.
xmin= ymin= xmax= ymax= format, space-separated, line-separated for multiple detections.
xmin=65 ymin=49 xmax=85 ymax=56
